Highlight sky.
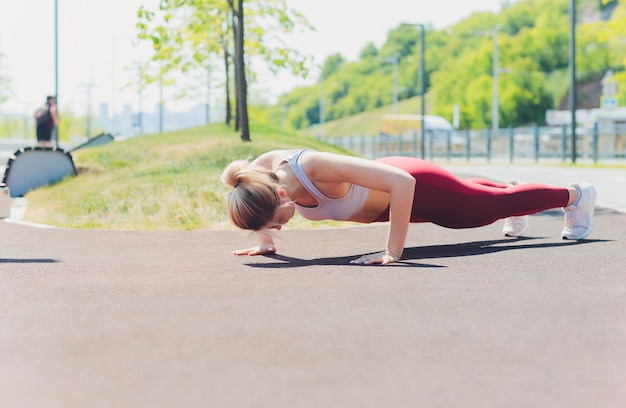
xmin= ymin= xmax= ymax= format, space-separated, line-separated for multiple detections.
xmin=0 ymin=0 xmax=510 ymax=116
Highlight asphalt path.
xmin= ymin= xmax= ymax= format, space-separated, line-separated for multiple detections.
xmin=2 ymin=139 xmax=626 ymax=407
xmin=2 ymin=167 xmax=626 ymax=407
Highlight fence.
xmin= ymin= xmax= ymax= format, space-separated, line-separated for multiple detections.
xmin=317 ymin=123 xmax=626 ymax=164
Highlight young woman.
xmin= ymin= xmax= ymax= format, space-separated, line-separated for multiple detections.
xmin=221 ymin=149 xmax=596 ymax=265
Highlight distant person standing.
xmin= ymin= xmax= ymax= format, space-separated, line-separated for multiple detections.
xmin=33 ymin=96 xmax=59 ymax=147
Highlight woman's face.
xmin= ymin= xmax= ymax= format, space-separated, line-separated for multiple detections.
xmin=267 ymin=201 xmax=295 ymax=230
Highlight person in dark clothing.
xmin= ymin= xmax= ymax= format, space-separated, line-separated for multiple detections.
xmin=34 ymin=96 xmax=59 ymax=147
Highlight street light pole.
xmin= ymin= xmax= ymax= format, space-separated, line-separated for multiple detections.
xmin=319 ymin=70 xmax=325 ymax=138
xmin=471 ymin=26 xmax=501 ymax=132
xmin=78 ymin=82 xmax=95 ymax=138
xmin=54 ymin=0 xmax=59 ymax=145
xmin=159 ymin=62 xmax=164 ymax=133
xmin=401 ymin=23 xmax=426 ymax=158
xmin=492 ymin=26 xmax=499 ymax=132
xmin=419 ymin=24 xmax=425 ymax=160
xmin=569 ymin=0 xmax=577 ymax=163
xmin=206 ymin=67 xmax=211 ymax=124
xmin=384 ymin=55 xmax=399 ymax=113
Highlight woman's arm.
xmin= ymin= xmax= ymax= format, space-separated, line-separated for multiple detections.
xmin=306 ymin=152 xmax=416 ymax=264
xmin=232 ymin=149 xmax=292 ymax=256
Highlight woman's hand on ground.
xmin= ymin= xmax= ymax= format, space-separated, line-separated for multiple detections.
xmin=350 ymin=250 xmax=400 ymax=265
xmin=233 ymin=243 xmax=277 ymax=256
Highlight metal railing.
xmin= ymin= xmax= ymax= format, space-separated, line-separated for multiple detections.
xmin=317 ymin=123 xmax=626 ymax=164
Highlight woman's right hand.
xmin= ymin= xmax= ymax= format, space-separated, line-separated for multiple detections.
xmin=233 ymin=243 xmax=277 ymax=256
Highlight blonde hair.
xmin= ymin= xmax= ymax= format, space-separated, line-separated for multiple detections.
xmin=221 ymin=159 xmax=281 ymax=231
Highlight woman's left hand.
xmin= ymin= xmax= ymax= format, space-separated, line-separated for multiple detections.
xmin=350 ymin=250 xmax=400 ymax=265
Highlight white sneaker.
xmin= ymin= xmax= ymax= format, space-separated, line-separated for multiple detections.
xmin=502 ymin=215 xmax=530 ymax=237
xmin=501 ymin=179 xmax=530 ymax=237
xmin=561 ymin=183 xmax=596 ymax=240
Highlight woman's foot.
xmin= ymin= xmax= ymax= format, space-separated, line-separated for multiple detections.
xmin=502 ymin=180 xmax=530 ymax=237
xmin=502 ymin=215 xmax=530 ymax=237
xmin=562 ymin=183 xmax=596 ymax=240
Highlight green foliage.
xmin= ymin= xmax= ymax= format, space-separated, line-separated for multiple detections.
xmin=359 ymin=42 xmax=378 ymax=59
xmin=264 ymin=0 xmax=626 ymax=131
xmin=321 ymin=54 xmax=346 ymax=79
xmin=135 ymin=0 xmax=315 ymax=96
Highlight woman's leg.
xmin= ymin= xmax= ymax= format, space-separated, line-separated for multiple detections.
xmin=375 ymin=157 xmax=570 ymax=228
xmin=465 ymin=178 xmax=509 ymax=188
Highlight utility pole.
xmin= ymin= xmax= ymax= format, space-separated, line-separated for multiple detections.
xmin=111 ymin=36 xmax=117 ymax=134
xmin=158 ymin=63 xmax=164 ymax=133
xmin=418 ymin=24 xmax=425 ymax=159
xmin=319 ymin=68 xmax=325 ymax=138
xmin=400 ymin=23 xmax=426 ymax=157
xmin=206 ymin=67 xmax=211 ymax=124
xmin=569 ymin=0 xmax=577 ymax=163
xmin=384 ymin=55 xmax=399 ymax=113
xmin=131 ymin=64 xmax=146 ymax=135
xmin=492 ymin=26 xmax=500 ymax=132
xmin=54 ymin=0 xmax=59 ymax=145
xmin=78 ymin=83 xmax=96 ymax=138
xmin=471 ymin=25 xmax=501 ymax=132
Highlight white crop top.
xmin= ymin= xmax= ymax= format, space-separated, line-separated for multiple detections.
xmin=285 ymin=150 xmax=369 ymax=221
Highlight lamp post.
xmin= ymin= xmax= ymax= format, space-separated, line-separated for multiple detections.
xmin=471 ymin=25 xmax=501 ymax=132
xmin=569 ymin=0 xmax=577 ymax=163
xmin=384 ymin=55 xmax=399 ymax=113
xmin=159 ymin=63 xmax=164 ymax=133
xmin=319 ymin=67 xmax=325 ymax=138
xmin=78 ymin=82 xmax=96 ymax=138
xmin=403 ymin=23 xmax=426 ymax=158
xmin=492 ymin=26 xmax=499 ymax=132
xmin=54 ymin=0 xmax=59 ymax=146
xmin=206 ymin=67 xmax=211 ymax=124
xmin=417 ymin=24 xmax=425 ymax=159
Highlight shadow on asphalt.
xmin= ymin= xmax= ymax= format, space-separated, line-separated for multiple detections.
xmin=244 ymin=237 xmax=610 ymax=269
xmin=0 ymin=258 xmax=58 ymax=263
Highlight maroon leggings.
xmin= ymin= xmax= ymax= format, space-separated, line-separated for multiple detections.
xmin=374 ymin=157 xmax=570 ymax=229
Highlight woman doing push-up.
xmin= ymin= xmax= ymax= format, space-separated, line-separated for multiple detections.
xmin=221 ymin=149 xmax=596 ymax=265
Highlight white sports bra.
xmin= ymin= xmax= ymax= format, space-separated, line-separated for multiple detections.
xmin=285 ymin=150 xmax=369 ymax=221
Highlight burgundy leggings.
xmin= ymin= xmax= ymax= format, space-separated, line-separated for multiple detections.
xmin=374 ymin=157 xmax=570 ymax=229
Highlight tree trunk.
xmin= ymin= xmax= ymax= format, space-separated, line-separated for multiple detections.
xmin=234 ymin=0 xmax=250 ymax=141
xmin=223 ymin=45 xmax=232 ymax=126
xmin=230 ymin=7 xmax=240 ymax=133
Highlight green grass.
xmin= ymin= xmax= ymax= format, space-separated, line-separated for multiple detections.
xmin=23 ymin=123 xmax=358 ymax=230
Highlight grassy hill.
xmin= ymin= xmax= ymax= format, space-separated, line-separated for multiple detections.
xmin=23 ymin=124 xmax=357 ymax=231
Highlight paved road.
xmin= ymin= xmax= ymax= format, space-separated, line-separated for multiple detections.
xmin=2 ymin=162 xmax=626 ymax=408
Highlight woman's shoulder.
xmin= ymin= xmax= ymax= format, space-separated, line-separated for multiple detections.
xmin=251 ymin=149 xmax=309 ymax=169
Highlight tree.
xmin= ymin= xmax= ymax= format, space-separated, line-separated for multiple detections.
xmin=136 ymin=0 xmax=313 ymax=141
xmin=321 ymin=54 xmax=346 ymax=79
xmin=359 ymin=42 xmax=378 ymax=60
xmin=267 ymin=0 xmax=624 ymax=131
xmin=228 ymin=0 xmax=249 ymax=140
